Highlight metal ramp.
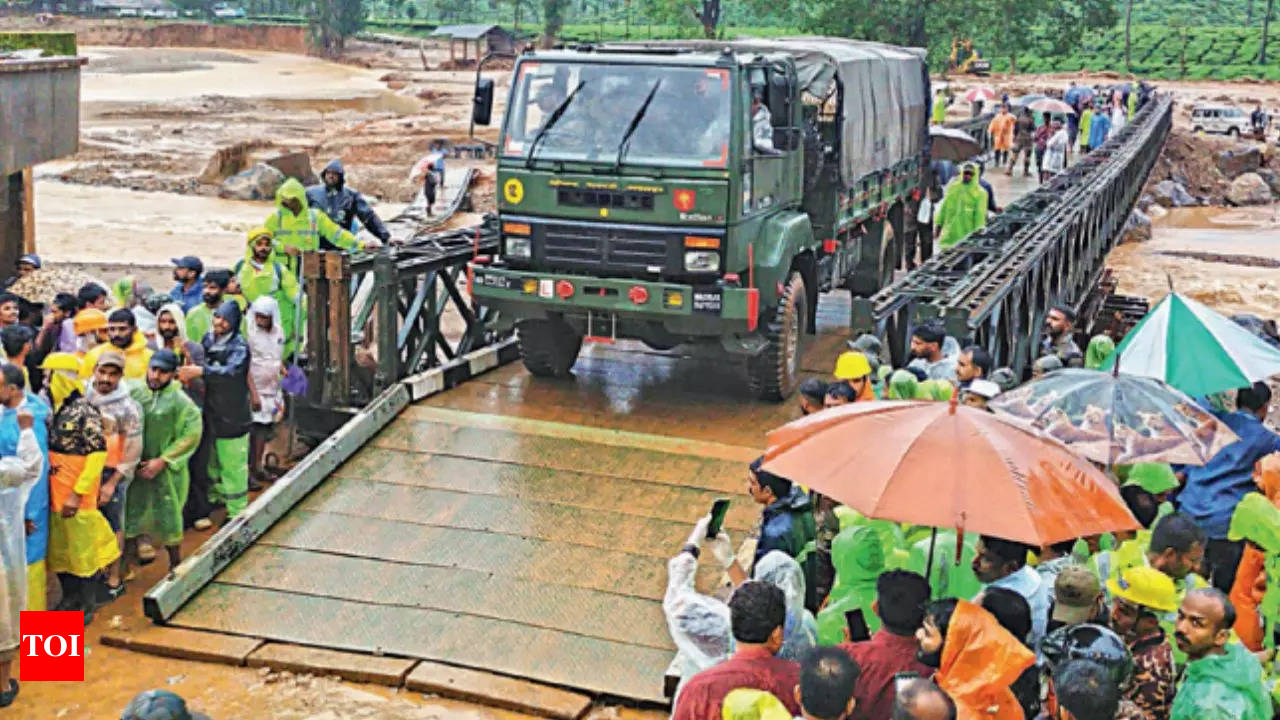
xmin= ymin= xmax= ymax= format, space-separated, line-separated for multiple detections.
xmin=155 ymin=341 xmax=812 ymax=703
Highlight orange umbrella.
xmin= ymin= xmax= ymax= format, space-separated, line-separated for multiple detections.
xmin=761 ymin=400 xmax=1139 ymax=546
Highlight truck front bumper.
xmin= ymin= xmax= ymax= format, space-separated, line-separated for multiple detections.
xmin=471 ymin=265 xmax=758 ymax=335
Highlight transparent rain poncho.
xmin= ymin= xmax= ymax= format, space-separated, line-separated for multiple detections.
xmin=663 ymin=553 xmax=732 ymax=699
xmin=754 ymin=551 xmax=818 ymax=661
xmin=0 ymin=429 xmax=46 ymax=655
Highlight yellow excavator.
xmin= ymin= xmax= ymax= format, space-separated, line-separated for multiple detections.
xmin=948 ymin=39 xmax=992 ymax=76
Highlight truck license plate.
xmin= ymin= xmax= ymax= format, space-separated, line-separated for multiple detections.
xmin=692 ymin=288 xmax=722 ymax=315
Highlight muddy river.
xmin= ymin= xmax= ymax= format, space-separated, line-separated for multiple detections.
xmin=1107 ymin=205 xmax=1280 ymax=317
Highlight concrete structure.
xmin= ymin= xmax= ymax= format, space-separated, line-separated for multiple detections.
xmin=0 ymin=54 xmax=84 ymax=271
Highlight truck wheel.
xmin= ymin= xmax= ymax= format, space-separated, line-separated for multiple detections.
xmin=747 ymin=271 xmax=807 ymax=401
xmin=517 ymin=319 xmax=582 ymax=378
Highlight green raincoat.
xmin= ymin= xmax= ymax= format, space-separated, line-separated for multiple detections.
xmin=186 ymin=302 xmax=215 ymax=345
xmin=887 ymin=369 xmax=922 ymax=400
xmin=1079 ymin=108 xmax=1094 ymax=149
xmin=1229 ymin=493 xmax=1280 ymax=648
xmin=907 ymin=530 xmax=982 ymax=600
xmin=1085 ymin=334 xmax=1116 ymax=370
xmin=918 ymin=379 xmax=954 ymax=402
xmin=932 ymin=94 xmax=949 ymax=124
xmin=815 ymin=525 xmax=885 ymax=644
xmin=936 ymin=171 xmax=988 ymax=249
xmin=236 ymin=234 xmax=302 ymax=357
xmin=1169 ymin=642 xmax=1270 ymax=720
xmin=264 ymin=179 xmax=362 ymax=276
xmin=127 ymin=378 xmax=202 ymax=545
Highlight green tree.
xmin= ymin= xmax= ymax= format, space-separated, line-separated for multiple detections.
xmin=310 ymin=0 xmax=367 ymax=56
xmin=542 ymin=0 xmax=568 ymax=45
xmin=1124 ymin=0 xmax=1135 ymax=70
xmin=1263 ymin=0 xmax=1275 ymax=62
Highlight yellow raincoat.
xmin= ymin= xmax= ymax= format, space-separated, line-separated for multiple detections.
xmin=43 ymin=354 xmax=120 ymax=578
xmin=235 ymin=227 xmax=301 ymax=357
xmin=80 ymin=331 xmax=153 ymax=381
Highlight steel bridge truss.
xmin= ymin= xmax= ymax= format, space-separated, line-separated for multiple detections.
xmin=853 ymin=95 xmax=1172 ymax=375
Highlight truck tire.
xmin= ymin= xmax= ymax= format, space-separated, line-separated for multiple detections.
xmin=747 ymin=271 xmax=807 ymax=401
xmin=517 ymin=319 xmax=582 ymax=378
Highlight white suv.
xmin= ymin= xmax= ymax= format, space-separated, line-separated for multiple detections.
xmin=1191 ymin=104 xmax=1250 ymax=137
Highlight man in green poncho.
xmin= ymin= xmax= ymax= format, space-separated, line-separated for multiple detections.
xmin=126 ymin=350 xmax=202 ymax=572
xmin=235 ymin=227 xmax=301 ymax=358
xmin=1170 ymin=588 xmax=1270 ymax=720
xmin=264 ymin=178 xmax=378 ymax=278
xmin=934 ymin=163 xmax=988 ymax=250
xmin=932 ymin=89 xmax=949 ymax=125
xmin=815 ymin=525 xmax=885 ymax=644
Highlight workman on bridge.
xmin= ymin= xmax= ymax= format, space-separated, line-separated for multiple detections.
xmin=934 ymin=163 xmax=988 ymax=250
xmin=1042 ymin=304 xmax=1082 ymax=362
xmin=932 ymin=89 xmax=949 ymax=125
xmin=306 ymin=159 xmax=392 ymax=247
xmin=264 ymin=179 xmax=381 ymax=278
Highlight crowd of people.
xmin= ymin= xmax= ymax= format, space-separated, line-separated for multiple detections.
xmin=665 ymin=307 xmax=1280 ymax=720
xmin=0 ymin=160 xmax=390 ymax=709
xmin=926 ymin=81 xmax=1146 ymax=259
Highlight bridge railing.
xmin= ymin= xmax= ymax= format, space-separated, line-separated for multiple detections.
xmin=855 ymin=94 xmax=1172 ymax=375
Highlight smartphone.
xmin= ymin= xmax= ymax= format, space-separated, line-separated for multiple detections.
xmin=706 ymin=498 xmax=731 ymax=539
xmin=894 ymin=671 xmax=921 ymax=696
xmin=845 ymin=608 xmax=870 ymax=642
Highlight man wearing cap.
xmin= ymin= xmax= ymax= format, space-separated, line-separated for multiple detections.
xmin=127 ymin=350 xmax=201 ymax=572
xmin=235 ymin=227 xmax=301 ymax=357
xmin=121 ymin=689 xmax=210 ymax=720
xmin=72 ymin=308 xmax=109 ymax=357
xmin=1108 ymin=566 xmax=1177 ymax=720
xmin=85 ymin=351 xmax=142 ymax=599
xmin=960 ymin=379 xmax=1001 ymax=410
xmin=14 ymin=254 xmax=39 ymax=279
xmin=1049 ymin=564 xmax=1107 ymax=633
xmin=81 ymin=308 xmax=152 ymax=382
xmin=832 ymin=351 xmax=875 ymax=402
xmin=184 ymin=270 xmax=231 ymax=346
xmin=907 ymin=323 xmax=958 ymax=382
xmin=934 ymin=162 xmax=988 ymax=250
xmin=179 ymin=301 xmax=251 ymax=520
xmin=168 ymin=256 xmax=204 ymax=313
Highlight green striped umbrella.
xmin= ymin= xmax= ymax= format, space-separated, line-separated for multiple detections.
xmin=1105 ymin=292 xmax=1280 ymax=398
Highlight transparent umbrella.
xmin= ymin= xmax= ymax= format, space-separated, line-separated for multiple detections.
xmin=990 ymin=368 xmax=1238 ymax=466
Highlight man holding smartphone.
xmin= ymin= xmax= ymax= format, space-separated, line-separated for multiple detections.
xmin=841 ymin=571 xmax=935 ymax=720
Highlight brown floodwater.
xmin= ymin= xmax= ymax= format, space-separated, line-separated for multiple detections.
xmin=1107 ymin=205 xmax=1280 ymax=317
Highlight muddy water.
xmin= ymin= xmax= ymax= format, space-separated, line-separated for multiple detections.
xmin=1107 ymin=205 xmax=1280 ymax=316
xmin=81 ymin=46 xmax=421 ymax=118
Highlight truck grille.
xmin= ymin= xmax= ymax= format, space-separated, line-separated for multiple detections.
xmin=542 ymin=224 xmax=672 ymax=275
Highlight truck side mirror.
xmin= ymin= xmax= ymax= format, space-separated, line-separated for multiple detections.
xmin=473 ymin=78 xmax=495 ymax=126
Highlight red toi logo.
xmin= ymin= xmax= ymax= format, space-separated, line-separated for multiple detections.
xmin=19 ymin=611 xmax=84 ymax=681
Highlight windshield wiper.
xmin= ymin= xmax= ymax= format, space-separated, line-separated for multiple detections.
xmin=613 ymin=79 xmax=663 ymax=171
xmin=525 ymin=79 xmax=586 ymax=169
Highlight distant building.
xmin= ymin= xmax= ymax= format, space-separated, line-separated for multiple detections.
xmin=88 ymin=0 xmax=171 ymax=15
xmin=430 ymin=24 xmax=517 ymax=61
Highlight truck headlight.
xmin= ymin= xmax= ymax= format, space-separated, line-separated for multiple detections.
xmin=684 ymin=251 xmax=720 ymax=272
xmin=506 ymin=237 xmax=532 ymax=259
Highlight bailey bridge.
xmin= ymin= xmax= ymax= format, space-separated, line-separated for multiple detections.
xmin=130 ymin=95 xmax=1173 ymax=715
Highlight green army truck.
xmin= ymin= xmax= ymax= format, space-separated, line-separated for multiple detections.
xmin=470 ymin=38 xmax=930 ymax=399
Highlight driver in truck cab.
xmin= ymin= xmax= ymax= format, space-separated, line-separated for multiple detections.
xmin=751 ymin=92 xmax=780 ymax=155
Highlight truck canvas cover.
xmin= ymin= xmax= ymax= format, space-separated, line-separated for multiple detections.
xmin=604 ymin=38 xmax=929 ymax=186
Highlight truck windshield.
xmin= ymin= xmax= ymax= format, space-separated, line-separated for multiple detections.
xmin=503 ymin=62 xmax=731 ymax=168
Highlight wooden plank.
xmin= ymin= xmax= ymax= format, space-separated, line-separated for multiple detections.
xmin=255 ymin=510 xmax=723 ymax=601
xmin=371 ymin=417 xmax=748 ymax=492
xmin=405 ymin=661 xmax=592 ymax=719
xmin=101 ymin=626 xmax=262 ymax=666
xmin=216 ymin=545 xmax=673 ymax=650
xmin=144 ymin=384 xmax=411 ymax=621
xmin=329 ymin=448 xmax=757 ymax=532
xmin=246 ymin=643 xmax=418 ymax=686
xmin=172 ymin=584 xmax=670 ymax=703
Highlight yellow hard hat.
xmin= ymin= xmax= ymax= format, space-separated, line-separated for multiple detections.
xmin=833 ymin=351 xmax=872 ymax=380
xmin=247 ymin=226 xmax=273 ymax=243
xmin=722 ymin=689 xmax=792 ymax=720
xmin=73 ymin=308 xmax=108 ymax=335
xmin=1107 ymin=565 xmax=1178 ymax=613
